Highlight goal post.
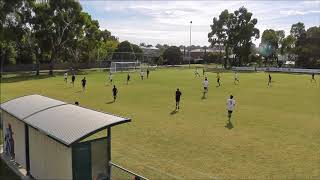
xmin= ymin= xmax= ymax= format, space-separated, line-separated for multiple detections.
xmin=110 ymin=61 xmax=141 ymax=73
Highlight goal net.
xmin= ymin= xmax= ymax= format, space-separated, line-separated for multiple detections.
xmin=110 ymin=61 xmax=141 ymax=73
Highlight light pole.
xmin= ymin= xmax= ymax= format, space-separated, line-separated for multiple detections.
xmin=189 ymin=20 xmax=192 ymax=68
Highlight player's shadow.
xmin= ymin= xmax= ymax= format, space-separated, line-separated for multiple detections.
xmin=106 ymin=100 xmax=115 ymax=104
xmin=75 ymin=90 xmax=83 ymax=93
xmin=225 ymin=120 xmax=234 ymax=129
xmin=170 ymin=109 xmax=178 ymax=115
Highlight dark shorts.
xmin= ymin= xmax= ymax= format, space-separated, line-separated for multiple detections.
xmin=217 ymin=78 xmax=220 ymax=82
xmin=204 ymin=87 xmax=208 ymax=91
xmin=176 ymin=98 xmax=180 ymax=102
xmin=228 ymin=110 xmax=233 ymax=114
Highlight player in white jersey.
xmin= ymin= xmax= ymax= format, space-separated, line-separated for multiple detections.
xmin=194 ymin=68 xmax=200 ymax=77
xmin=140 ymin=71 xmax=144 ymax=80
xmin=234 ymin=72 xmax=239 ymax=84
xmin=227 ymin=95 xmax=236 ymax=122
xmin=203 ymin=77 xmax=209 ymax=98
xmin=64 ymin=72 xmax=68 ymax=83
xmin=109 ymin=72 xmax=113 ymax=84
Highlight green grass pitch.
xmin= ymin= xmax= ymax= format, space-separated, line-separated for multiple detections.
xmin=1 ymin=68 xmax=319 ymax=179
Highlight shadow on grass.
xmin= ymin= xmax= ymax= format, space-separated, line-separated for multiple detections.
xmin=225 ymin=120 xmax=234 ymax=130
xmin=170 ymin=109 xmax=178 ymax=115
xmin=1 ymin=70 xmax=89 ymax=83
xmin=1 ymin=73 xmax=52 ymax=83
xmin=106 ymin=100 xmax=115 ymax=104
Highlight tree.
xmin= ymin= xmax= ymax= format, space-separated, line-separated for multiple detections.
xmin=276 ymin=30 xmax=285 ymax=54
xmin=32 ymin=0 xmax=86 ymax=75
xmin=113 ymin=41 xmax=135 ymax=61
xmin=290 ymin=22 xmax=306 ymax=65
xmin=296 ymin=26 xmax=320 ymax=68
xmin=209 ymin=7 xmax=259 ymax=68
xmin=281 ymin=35 xmax=296 ymax=61
xmin=208 ymin=10 xmax=231 ymax=68
xmin=290 ymin=22 xmax=305 ymax=40
xmin=163 ymin=46 xmax=182 ymax=65
xmin=131 ymin=44 xmax=143 ymax=61
xmin=260 ymin=29 xmax=278 ymax=65
xmin=231 ymin=7 xmax=259 ymax=66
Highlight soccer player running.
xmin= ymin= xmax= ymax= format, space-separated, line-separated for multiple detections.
xmin=71 ymin=74 xmax=75 ymax=86
xmin=226 ymin=95 xmax=236 ymax=123
xmin=64 ymin=72 xmax=68 ymax=83
xmin=175 ymin=88 xmax=182 ymax=110
xmin=81 ymin=77 xmax=86 ymax=91
xmin=268 ymin=73 xmax=272 ymax=87
xmin=147 ymin=69 xmax=150 ymax=79
xmin=234 ymin=71 xmax=239 ymax=84
xmin=127 ymin=73 xmax=131 ymax=85
xmin=109 ymin=72 xmax=113 ymax=84
xmin=203 ymin=77 xmax=209 ymax=98
xmin=112 ymin=85 xmax=118 ymax=102
xmin=311 ymin=73 xmax=316 ymax=83
xmin=216 ymin=72 xmax=221 ymax=87
xmin=140 ymin=70 xmax=144 ymax=80
xmin=194 ymin=68 xmax=200 ymax=77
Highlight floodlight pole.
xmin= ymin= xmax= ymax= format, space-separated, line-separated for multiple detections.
xmin=189 ymin=21 xmax=192 ymax=68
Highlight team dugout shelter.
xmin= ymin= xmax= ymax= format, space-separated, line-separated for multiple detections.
xmin=0 ymin=94 xmax=131 ymax=180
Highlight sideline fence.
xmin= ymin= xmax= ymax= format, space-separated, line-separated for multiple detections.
xmin=110 ymin=162 xmax=149 ymax=180
xmin=232 ymin=66 xmax=320 ymax=74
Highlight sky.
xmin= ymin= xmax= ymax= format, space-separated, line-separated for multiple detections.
xmin=79 ymin=0 xmax=320 ymax=47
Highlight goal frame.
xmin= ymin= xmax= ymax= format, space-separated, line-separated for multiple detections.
xmin=110 ymin=61 xmax=141 ymax=73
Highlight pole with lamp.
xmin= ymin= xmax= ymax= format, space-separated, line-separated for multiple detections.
xmin=189 ymin=21 xmax=192 ymax=68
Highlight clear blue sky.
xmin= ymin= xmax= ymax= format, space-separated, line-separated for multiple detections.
xmin=80 ymin=0 xmax=320 ymax=46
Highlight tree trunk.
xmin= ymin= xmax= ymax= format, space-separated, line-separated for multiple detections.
xmin=0 ymin=49 xmax=5 ymax=78
xmin=49 ymin=54 xmax=55 ymax=76
xmin=224 ymin=45 xmax=229 ymax=69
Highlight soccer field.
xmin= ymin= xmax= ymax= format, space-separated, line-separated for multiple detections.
xmin=1 ymin=68 xmax=319 ymax=179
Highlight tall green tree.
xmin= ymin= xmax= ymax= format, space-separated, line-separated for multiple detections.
xmin=131 ymin=44 xmax=143 ymax=61
xmin=208 ymin=7 xmax=259 ymax=68
xmin=232 ymin=7 xmax=259 ymax=66
xmin=296 ymin=26 xmax=320 ymax=68
xmin=113 ymin=41 xmax=135 ymax=61
xmin=163 ymin=46 xmax=182 ymax=65
xmin=208 ymin=10 xmax=232 ymax=68
xmin=32 ymin=0 xmax=85 ymax=75
xmin=260 ymin=29 xmax=278 ymax=65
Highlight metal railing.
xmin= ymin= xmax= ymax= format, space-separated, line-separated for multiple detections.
xmin=110 ymin=162 xmax=149 ymax=180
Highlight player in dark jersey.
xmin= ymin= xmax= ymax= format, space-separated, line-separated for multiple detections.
xmin=311 ymin=73 xmax=316 ymax=83
xmin=127 ymin=73 xmax=131 ymax=85
xmin=268 ymin=74 xmax=272 ymax=87
xmin=216 ymin=72 xmax=221 ymax=87
xmin=112 ymin=85 xmax=118 ymax=102
xmin=81 ymin=77 xmax=86 ymax=91
xmin=147 ymin=69 xmax=150 ymax=79
xmin=71 ymin=74 xmax=75 ymax=86
xmin=175 ymin=88 xmax=182 ymax=110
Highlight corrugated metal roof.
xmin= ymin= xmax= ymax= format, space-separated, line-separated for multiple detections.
xmin=0 ymin=95 xmax=66 ymax=120
xmin=1 ymin=95 xmax=131 ymax=146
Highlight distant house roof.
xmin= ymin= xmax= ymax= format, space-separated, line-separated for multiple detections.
xmin=285 ymin=61 xmax=295 ymax=65
xmin=139 ymin=46 xmax=159 ymax=50
xmin=1 ymin=95 xmax=131 ymax=146
xmin=190 ymin=48 xmax=224 ymax=53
